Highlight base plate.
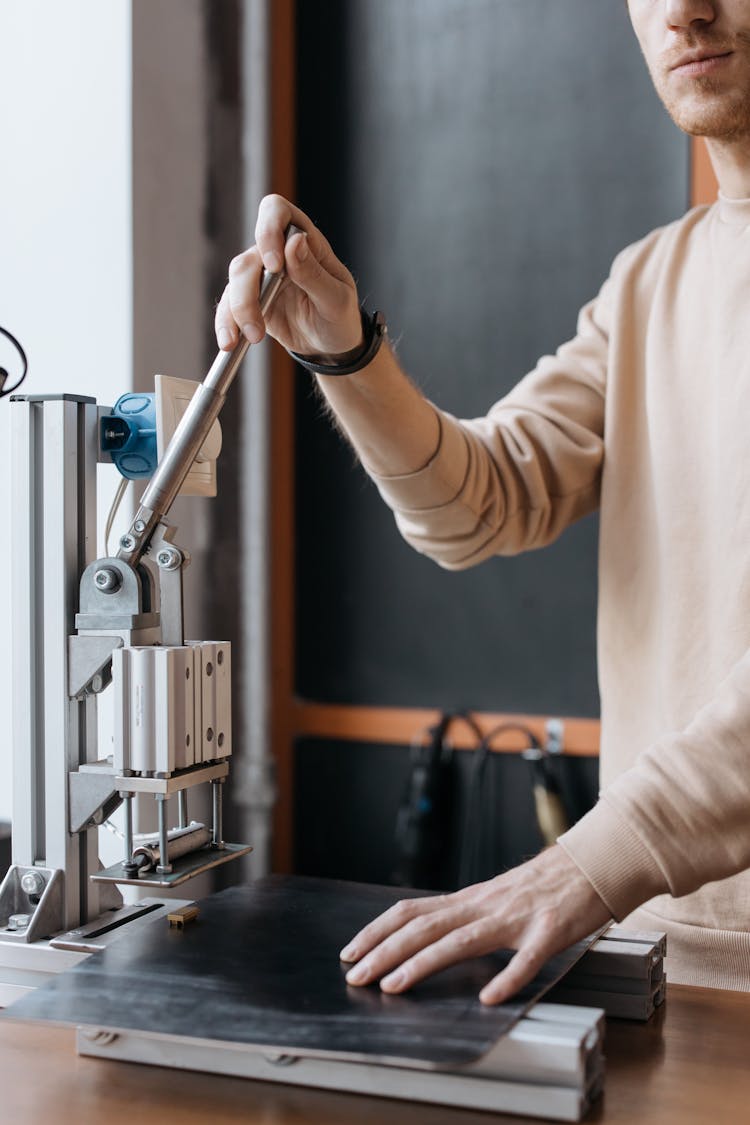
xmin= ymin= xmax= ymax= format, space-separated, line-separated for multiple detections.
xmin=91 ymin=843 xmax=252 ymax=887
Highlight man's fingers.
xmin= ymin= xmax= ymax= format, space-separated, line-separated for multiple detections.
xmin=343 ymin=905 xmax=473 ymax=987
xmin=478 ymin=942 xmax=550 ymax=1006
xmin=214 ymin=286 xmax=239 ymax=351
xmin=284 ymin=233 xmax=359 ymax=333
xmin=254 ymin=194 xmax=296 ymax=272
xmin=377 ymin=917 xmax=506 ymax=994
xmin=227 ymin=246 xmax=266 ymax=344
xmin=340 ymin=893 xmax=454 ymax=964
xmin=255 ymin=194 xmax=352 ymax=283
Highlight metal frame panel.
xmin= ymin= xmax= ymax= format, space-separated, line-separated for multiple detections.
xmin=11 ymin=397 xmax=106 ymax=929
xmin=10 ymin=400 xmax=38 ymax=867
xmin=42 ymin=400 xmax=82 ymax=924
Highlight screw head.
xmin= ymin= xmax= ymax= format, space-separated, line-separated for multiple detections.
xmin=133 ymin=519 xmax=146 ymax=533
xmin=156 ymin=548 xmax=181 ymax=570
xmin=20 ymin=871 xmax=45 ymax=896
xmin=94 ymin=566 xmax=122 ymax=593
xmin=120 ymin=534 xmax=135 ymax=551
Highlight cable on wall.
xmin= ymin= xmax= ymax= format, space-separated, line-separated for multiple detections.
xmin=0 ymin=326 xmax=28 ymax=398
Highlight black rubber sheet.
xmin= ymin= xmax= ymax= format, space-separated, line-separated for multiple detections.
xmin=3 ymin=874 xmax=593 ymax=1068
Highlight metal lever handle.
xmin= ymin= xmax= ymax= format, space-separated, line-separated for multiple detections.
xmin=117 ymin=225 xmax=300 ymax=569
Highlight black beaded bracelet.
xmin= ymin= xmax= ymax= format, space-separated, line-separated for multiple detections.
xmin=288 ymin=308 xmax=386 ymax=376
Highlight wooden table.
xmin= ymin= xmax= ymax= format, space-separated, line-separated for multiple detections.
xmin=1 ymin=985 xmax=747 ymax=1124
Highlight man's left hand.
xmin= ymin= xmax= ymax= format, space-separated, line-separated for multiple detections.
xmin=339 ymin=844 xmax=612 ymax=1005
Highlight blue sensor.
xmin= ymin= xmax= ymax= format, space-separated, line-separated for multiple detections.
xmin=101 ymin=393 xmax=158 ymax=480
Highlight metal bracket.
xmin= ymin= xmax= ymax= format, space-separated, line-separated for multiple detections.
xmin=67 ymin=634 xmax=123 ymax=699
xmin=75 ymin=556 xmax=159 ymax=634
xmin=148 ymin=523 xmax=191 ymax=647
xmin=0 ymin=866 xmax=64 ymax=944
xmin=68 ymin=764 xmax=120 ymax=834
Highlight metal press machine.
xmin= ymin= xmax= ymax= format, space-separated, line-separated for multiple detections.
xmin=0 ymin=265 xmax=287 ymax=981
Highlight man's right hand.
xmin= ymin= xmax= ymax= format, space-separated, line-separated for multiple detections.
xmin=215 ymin=195 xmax=364 ymax=357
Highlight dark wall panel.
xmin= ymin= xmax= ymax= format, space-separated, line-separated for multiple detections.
xmin=294 ymin=0 xmax=688 ymax=717
xmin=294 ymin=739 xmax=600 ymax=888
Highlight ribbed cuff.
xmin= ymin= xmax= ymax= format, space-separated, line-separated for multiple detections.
xmin=367 ymin=408 xmax=470 ymax=512
xmin=624 ymin=904 xmax=750 ymax=990
xmin=558 ymin=797 xmax=669 ymax=921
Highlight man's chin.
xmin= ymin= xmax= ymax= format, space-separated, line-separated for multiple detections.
xmin=663 ymin=90 xmax=750 ymax=141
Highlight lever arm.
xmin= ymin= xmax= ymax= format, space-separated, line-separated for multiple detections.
xmin=117 ymin=230 xmax=296 ymax=570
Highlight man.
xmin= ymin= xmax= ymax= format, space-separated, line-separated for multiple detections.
xmin=215 ymin=0 xmax=750 ymax=1002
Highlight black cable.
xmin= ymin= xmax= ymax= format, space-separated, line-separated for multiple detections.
xmin=392 ymin=709 xmax=483 ymax=890
xmin=459 ymin=721 xmax=541 ymax=888
xmin=0 ymin=325 xmax=28 ymax=398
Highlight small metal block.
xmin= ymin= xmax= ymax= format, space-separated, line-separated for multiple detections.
xmin=7 ymin=913 xmax=31 ymax=931
xmin=167 ymin=904 xmax=200 ymax=929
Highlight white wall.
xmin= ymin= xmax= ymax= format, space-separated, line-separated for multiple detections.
xmin=0 ymin=1 xmax=133 ymax=820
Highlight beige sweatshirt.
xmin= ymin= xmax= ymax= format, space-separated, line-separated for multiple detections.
xmin=334 ymin=197 xmax=750 ymax=990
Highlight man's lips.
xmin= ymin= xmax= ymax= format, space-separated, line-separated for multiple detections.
xmin=670 ymin=49 xmax=734 ymax=76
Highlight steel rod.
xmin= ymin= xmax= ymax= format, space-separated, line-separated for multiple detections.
xmin=177 ymin=790 xmax=188 ymax=829
xmin=156 ymin=795 xmax=172 ymax=874
xmin=211 ymin=780 xmax=224 ymax=849
xmin=123 ymin=793 xmax=134 ymax=863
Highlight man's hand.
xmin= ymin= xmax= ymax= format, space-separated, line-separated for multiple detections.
xmin=215 ymin=195 xmax=363 ymax=357
xmin=340 ymin=844 xmax=612 ymax=1005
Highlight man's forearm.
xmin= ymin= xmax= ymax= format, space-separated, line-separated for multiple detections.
xmin=316 ymin=343 xmax=441 ymax=477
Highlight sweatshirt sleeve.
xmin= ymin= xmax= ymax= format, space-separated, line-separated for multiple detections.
xmin=558 ymin=647 xmax=750 ymax=919
xmin=363 ymin=271 xmax=614 ymax=570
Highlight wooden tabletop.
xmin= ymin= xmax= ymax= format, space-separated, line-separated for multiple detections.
xmin=1 ymin=984 xmax=748 ymax=1124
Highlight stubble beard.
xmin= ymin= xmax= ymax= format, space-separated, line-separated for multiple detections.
xmin=655 ymin=73 xmax=750 ymax=141
xmin=647 ymin=28 xmax=750 ymax=142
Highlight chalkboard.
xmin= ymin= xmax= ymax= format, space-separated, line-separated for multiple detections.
xmin=294 ymin=0 xmax=688 ymax=716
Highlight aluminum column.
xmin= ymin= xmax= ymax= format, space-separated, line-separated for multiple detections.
xmin=11 ymin=395 xmax=106 ymax=929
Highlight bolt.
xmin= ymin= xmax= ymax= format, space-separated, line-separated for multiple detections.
xmin=120 ymin=534 xmax=135 ymax=551
xmin=94 ymin=566 xmax=121 ymax=593
xmin=91 ymin=673 xmax=104 ymax=694
xmin=20 ymin=871 xmax=45 ymax=896
xmin=133 ymin=519 xmax=146 ymax=533
xmin=156 ymin=549 xmax=181 ymax=570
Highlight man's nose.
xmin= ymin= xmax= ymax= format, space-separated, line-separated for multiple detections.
xmin=665 ymin=0 xmax=716 ymax=31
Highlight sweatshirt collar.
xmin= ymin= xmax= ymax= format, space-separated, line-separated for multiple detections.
xmin=717 ymin=192 xmax=750 ymax=226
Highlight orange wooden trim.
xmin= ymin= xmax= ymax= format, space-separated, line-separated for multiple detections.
xmin=691 ymin=137 xmax=719 ymax=207
xmin=291 ymin=700 xmax=600 ymax=756
xmin=269 ymin=0 xmax=297 ymax=873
